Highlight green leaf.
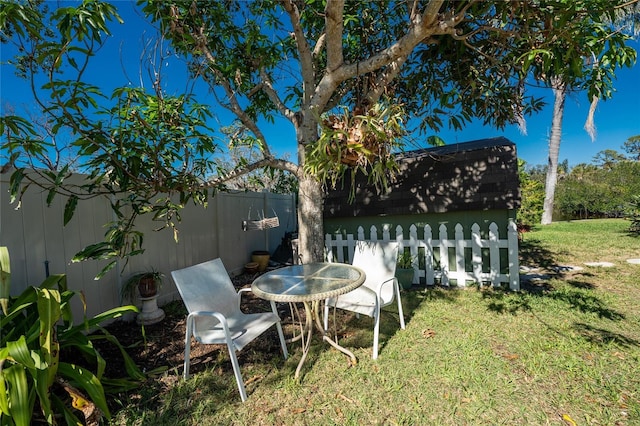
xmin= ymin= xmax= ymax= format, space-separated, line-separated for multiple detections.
xmin=68 ymin=305 xmax=137 ymax=334
xmin=72 ymin=243 xmax=117 ymax=262
xmin=95 ymin=260 xmax=117 ymax=280
xmin=0 ymin=246 xmax=10 ymax=315
xmin=0 ymin=368 xmax=10 ymax=415
xmin=36 ymin=288 xmax=62 ymax=387
xmin=8 ymin=168 xmax=25 ymax=204
xmin=35 ymin=368 xmax=55 ymax=425
xmin=38 ymin=274 xmax=67 ymax=291
xmin=64 ymin=195 xmax=78 ymax=225
xmin=2 ymin=365 xmax=34 ymax=426
xmin=51 ymin=393 xmax=83 ymax=425
xmin=7 ymin=336 xmax=36 ymax=370
xmin=88 ymin=329 xmax=145 ymax=381
xmin=46 ymin=188 xmax=56 ymax=207
xmin=58 ymin=362 xmax=110 ymax=420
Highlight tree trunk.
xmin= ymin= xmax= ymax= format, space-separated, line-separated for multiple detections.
xmin=294 ymin=113 xmax=326 ymax=264
xmin=297 ymin=175 xmax=325 ymax=263
xmin=541 ymin=77 xmax=567 ymax=225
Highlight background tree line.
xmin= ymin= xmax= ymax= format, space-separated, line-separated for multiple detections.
xmin=519 ymin=135 xmax=640 ymax=230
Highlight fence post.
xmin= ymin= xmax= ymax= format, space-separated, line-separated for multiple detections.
xmin=369 ymin=225 xmax=379 ymax=242
xmin=454 ymin=224 xmax=465 ymax=285
xmin=424 ymin=225 xmax=434 ymax=285
xmin=325 ymin=234 xmax=333 ymax=262
xmin=334 ymin=232 xmax=345 ymax=263
xmin=507 ymin=219 xmax=520 ymax=290
xmin=489 ymin=222 xmax=500 ymax=287
xmin=395 ymin=225 xmax=404 ymax=250
xmin=382 ymin=224 xmax=391 ymax=242
xmin=471 ymin=223 xmax=482 ymax=284
xmin=439 ymin=223 xmax=449 ymax=286
xmin=409 ymin=224 xmax=419 ymax=285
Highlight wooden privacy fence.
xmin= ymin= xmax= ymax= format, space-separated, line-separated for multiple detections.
xmin=325 ymin=220 xmax=520 ymax=290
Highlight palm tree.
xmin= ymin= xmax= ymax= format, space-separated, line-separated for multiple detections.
xmin=539 ymin=3 xmax=637 ymax=225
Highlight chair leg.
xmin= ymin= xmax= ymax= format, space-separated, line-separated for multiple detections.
xmin=372 ymin=301 xmax=381 ymax=360
xmin=183 ymin=316 xmax=194 ymax=379
xmin=226 ymin=343 xmax=248 ymax=402
xmin=394 ymin=279 xmax=406 ymax=330
xmin=271 ymin=301 xmax=289 ymax=359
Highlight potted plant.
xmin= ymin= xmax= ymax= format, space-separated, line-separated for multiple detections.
xmin=121 ymin=270 xmax=164 ymax=301
xmin=395 ymin=250 xmax=415 ymax=291
xmin=304 ymin=101 xmax=406 ymax=201
xmin=121 ymin=270 xmax=165 ymax=325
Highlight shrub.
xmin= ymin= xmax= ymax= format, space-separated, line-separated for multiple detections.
xmin=624 ymin=195 xmax=640 ymax=235
xmin=0 ymin=248 xmax=144 ymax=425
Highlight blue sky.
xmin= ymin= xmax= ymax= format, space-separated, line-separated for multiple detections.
xmin=2 ymin=2 xmax=639 ymax=169
xmin=435 ymin=51 xmax=640 ymax=168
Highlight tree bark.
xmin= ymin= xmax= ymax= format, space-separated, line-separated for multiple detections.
xmin=297 ymin=174 xmax=325 ymax=263
xmin=293 ymin=109 xmax=327 ymax=263
xmin=541 ymin=77 xmax=567 ymax=225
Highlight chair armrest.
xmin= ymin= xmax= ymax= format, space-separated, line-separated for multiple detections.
xmin=237 ymin=287 xmax=254 ymax=310
xmin=238 ymin=287 xmax=252 ymax=297
xmin=237 ymin=287 xmax=277 ymax=315
xmin=369 ymin=276 xmax=397 ymax=295
xmin=186 ymin=311 xmax=234 ymax=345
xmin=188 ymin=310 xmax=227 ymax=322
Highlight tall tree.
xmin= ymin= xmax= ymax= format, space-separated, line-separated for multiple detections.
xmin=623 ymin=135 xmax=640 ymax=160
xmin=2 ymin=1 xmax=633 ymax=272
xmin=534 ymin=0 xmax=638 ymax=225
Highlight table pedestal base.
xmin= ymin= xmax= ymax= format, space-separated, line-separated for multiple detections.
xmin=291 ymin=300 xmax=356 ymax=380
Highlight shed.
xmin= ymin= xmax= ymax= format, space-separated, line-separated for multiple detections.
xmin=324 ymin=136 xmax=520 ymax=229
xmin=323 ymin=137 xmax=521 ymax=288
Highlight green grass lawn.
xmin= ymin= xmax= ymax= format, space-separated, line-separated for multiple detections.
xmin=111 ymin=219 xmax=640 ymax=425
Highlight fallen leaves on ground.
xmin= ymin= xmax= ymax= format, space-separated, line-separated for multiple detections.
xmin=422 ymin=329 xmax=436 ymax=338
xmin=561 ymin=413 xmax=577 ymax=426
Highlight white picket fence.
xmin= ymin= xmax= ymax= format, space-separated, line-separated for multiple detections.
xmin=325 ymin=220 xmax=520 ymax=290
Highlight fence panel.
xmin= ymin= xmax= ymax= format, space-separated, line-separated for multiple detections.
xmin=326 ymin=220 xmax=520 ymax=290
xmin=1 ymin=175 xmax=297 ymax=319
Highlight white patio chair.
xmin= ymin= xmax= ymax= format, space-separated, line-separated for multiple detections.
xmin=323 ymin=241 xmax=406 ymax=359
xmin=171 ymin=258 xmax=288 ymax=402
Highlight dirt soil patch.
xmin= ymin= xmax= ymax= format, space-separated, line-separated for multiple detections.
xmin=90 ymin=271 xmax=294 ymax=411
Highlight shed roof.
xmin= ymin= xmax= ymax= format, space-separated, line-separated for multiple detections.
xmin=323 ymin=136 xmax=521 ymax=218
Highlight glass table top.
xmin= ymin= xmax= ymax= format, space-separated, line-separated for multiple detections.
xmin=251 ymin=263 xmax=366 ymax=302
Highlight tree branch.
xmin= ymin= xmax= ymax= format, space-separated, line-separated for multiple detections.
xmin=324 ymin=0 xmax=344 ymax=71
xmin=309 ymin=1 xmax=448 ymax=112
xmin=312 ymin=32 xmax=326 ymax=58
xmin=193 ymin=25 xmax=273 ymax=158
xmin=326 ymin=0 xmax=449 ymax=87
xmin=364 ymin=55 xmax=409 ymax=106
xmin=280 ymin=0 xmax=315 ymax=106
xmin=259 ymin=68 xmax=296 ymax=121
xmin=204 ymin=157 xmax=300 ymax=187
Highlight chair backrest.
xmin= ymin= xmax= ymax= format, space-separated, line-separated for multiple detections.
xmin=171 ymin=258 xmax=240 ymax=319
xmin=351 ymin=241 xmax=399 ymax=304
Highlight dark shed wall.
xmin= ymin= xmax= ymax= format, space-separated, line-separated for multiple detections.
xmin=323 ymin=137 xmax=520 ymax=219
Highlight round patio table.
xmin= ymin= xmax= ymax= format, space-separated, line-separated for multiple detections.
xmin=251 ymin=263 xmax=366 ymax=379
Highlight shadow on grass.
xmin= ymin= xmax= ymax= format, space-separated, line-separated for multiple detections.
xmin=482 ymin=291 xmax=532 ymax=315
xmin=479 ymin=284 xmax=636 ymax=353
xmin=548 ymin=287 xmax=625 ymax=320
xmin=473 ymin=236 xmax=636 ymax=351
xmin=483 ymin=279 xmax=625 ymax=321
xmin=573 ymin=322 xmax=640 ymax=348
xmin=322 ymin=287 xmax=453 ymax=360
xmin=518 ymin=238 xmax=560 ymax=268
